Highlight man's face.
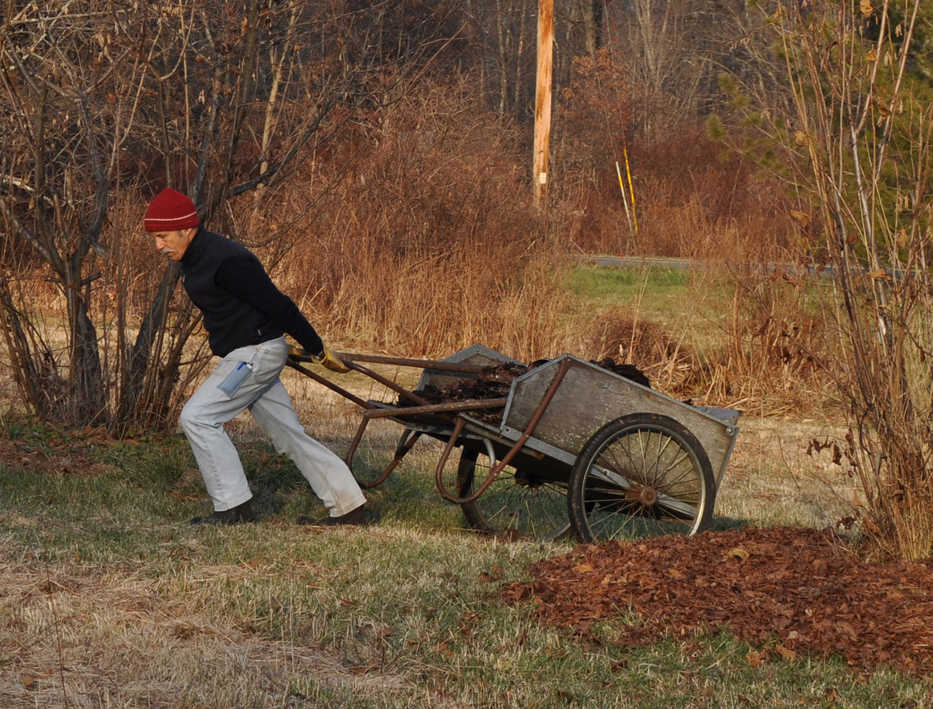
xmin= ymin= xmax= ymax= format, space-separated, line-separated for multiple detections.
xmin=152 ymin=228 xmax=196 ymax=261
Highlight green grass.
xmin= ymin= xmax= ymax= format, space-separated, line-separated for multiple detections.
xmin=1 ymin=417 xmax=930 ymax=707
xmin=564 ymin=264 xmax=737 ymax=355
xmin=567 ymin=265 xmax=690 ymax=316
xmin=569 ymin=264 xmax=689 ymax=300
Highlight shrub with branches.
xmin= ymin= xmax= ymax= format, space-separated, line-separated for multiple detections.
xmin=719 ymin=0 xmax=933 ymax=559
xmin=0 ymin=0 xmax=438 ymax=434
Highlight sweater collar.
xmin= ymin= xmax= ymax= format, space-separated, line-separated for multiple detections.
xmin=181 ymin=227 xmax=207 ymax=267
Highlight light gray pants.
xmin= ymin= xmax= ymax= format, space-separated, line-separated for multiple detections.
xmin=179 ymin=336 xmax=366 ymax=515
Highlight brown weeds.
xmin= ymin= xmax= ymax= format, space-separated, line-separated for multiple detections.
xmin=1 ymin=72 xmax=819 ymax=423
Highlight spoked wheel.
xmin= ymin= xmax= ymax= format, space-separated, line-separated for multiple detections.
xmin=457 ymin=445 xmax=570 ymax=542
xmin=568 ymin=413 xmax=715 ymax=542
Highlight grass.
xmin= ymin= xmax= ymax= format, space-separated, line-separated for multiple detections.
xmin=564 ymin=264 xmax=740 ymax=357
xmin=0 ymin=257 xmax=914 ymax=705
xmin=566 ymin=264 xmax=695 ymax=330
xmin=568 ymin=265 xmax=690 ymax=305
xmin=1 ymin=413 xmax=930 ymax=707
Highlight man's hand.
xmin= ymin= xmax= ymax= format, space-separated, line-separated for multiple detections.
xmin=312 ymin=346 xmax=350 ymax=373
xmin=287 ymin=344 xmax=313 ymax=361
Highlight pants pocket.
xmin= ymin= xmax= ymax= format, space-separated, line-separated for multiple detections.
xmin=217 ymin=361 xmax=254 ymax=397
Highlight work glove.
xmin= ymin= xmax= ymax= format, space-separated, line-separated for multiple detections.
xmin=312 ymin=345 xmax=350 ymax=373
xmin=287 ymin=344 xmax=350 ymax=373
xmin=287 ymin=344 xmax=309 ymax=361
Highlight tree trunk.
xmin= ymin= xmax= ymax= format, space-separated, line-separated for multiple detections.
xmin=114 ymin=263 xmax=182 ymax=432
xmin=67 ymin=286 xmax=106 ymax=423
xmin=582 ymin=0 xmax=601 ymax=55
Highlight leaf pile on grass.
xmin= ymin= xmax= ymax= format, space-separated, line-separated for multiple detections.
xmin=499 ymin=526 xmax=933 ymax=677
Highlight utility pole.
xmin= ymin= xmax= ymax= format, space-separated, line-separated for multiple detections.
xmin=533 ymin=0 xmax=554 ymax=210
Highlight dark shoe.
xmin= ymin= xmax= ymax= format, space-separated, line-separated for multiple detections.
xmin=297 ymin=503 xmax=375 ymax=527
xmin=190 ymin=499 xmax=257 ymax=526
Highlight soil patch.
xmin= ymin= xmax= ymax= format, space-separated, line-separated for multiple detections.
xmin=499 ymin=526 xmax=933 ymax=677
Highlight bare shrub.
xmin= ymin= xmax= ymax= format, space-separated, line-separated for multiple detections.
xmin=0 ymin=1 xmax=434 ymax=433
xmin=567 ymin=268 xmax=839 ymax=417
xmin=575 ymin=309 xmax=690 ymax=381
xmin=695 ymin=272 xmax=838 ymax=418
xmin=718 ymin=0 xmax=933 ymax=558
xmin=786 ymin=3 xmax=933 ymax=560
xmin=551 ymin=63 xmax=798 ymax=263
xmin=258 ymin=64 xmax=834 ymax=417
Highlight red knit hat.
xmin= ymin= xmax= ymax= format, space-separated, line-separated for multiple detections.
xmin=144 ymin=188 xmax=200 ymax=232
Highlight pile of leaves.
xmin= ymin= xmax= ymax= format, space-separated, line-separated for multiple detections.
xmin=414 ymin=362 xmax=527 ymax=405
xmin=498 ymin=526 xmax=933 ymax=677
xmin=412 ymin=358 xmax=650 ymax=406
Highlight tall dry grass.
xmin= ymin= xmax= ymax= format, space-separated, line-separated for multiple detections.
xmin=246 ymin=75 xmax=818 ymax=411
xmin=261 ymin=76 xmax=577 ymax=363
xmin=696 ymin=271 xmax=837 ymax=417
xmin=230 ymin=78 xmax=826 ymax=414
xmin=546 ymin=119 xmax=801 ymax=263
xmin=0 ymin=71 xmax=826 ymax=424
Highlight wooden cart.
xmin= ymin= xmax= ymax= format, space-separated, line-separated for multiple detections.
xmin=288 ymin=344 xmax=740 ymax=542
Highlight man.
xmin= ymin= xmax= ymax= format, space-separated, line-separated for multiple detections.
xmin=144 ymin=187 xmax=370 ymax=526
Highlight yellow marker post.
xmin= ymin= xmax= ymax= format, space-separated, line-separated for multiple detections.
xmin=624 ymin=145 xmax=638 ymax=233
xmin=615 ymin=161 xmax=633 ymax=232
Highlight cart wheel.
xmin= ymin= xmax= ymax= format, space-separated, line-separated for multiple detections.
xmin=457 ymin=446 xmax=570 ymax=542
xmin=568 ymin=413 xmax=715 ymax=542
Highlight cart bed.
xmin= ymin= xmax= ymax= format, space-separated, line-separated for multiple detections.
xmin=415 ymin=346 xmax=739 ymax=488
xmin=500 ymin=355 xmax=739 ymax=488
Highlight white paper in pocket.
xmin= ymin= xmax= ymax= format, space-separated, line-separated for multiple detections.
xmin=218 ymin=361 xmax=253 ymax=397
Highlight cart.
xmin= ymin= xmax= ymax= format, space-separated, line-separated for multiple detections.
xmin=287 ymin=344 xmax=741 ymax=543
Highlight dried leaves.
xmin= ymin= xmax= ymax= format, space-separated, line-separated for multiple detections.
xmin=499 ymin=526 xmax=933 ymax=676
xmin=413 ymin=359 xmax=651 ymax=412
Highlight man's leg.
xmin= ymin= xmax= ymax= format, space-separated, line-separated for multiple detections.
xmin=179 ymin=348 xmax=270 ymax=511
xmin=250 ymin=379 xmax=366 ymax=517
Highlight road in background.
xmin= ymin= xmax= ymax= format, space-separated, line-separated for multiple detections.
xmin=582 ymin=254 xmax=837 ymax=277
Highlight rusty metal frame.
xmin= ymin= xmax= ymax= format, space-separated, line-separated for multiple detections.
xmin=290 ymin=352 xmax=512 ymax=491
xmin=341 ymin=397 xmax=508 ymax=488
xmin=432 ymin=358 xmax=571 ymax=504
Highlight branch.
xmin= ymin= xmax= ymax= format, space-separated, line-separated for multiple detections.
xmin=0 ymin=198 xmax=59 ymax=269
xmin=228 ymin=96 xmax=336 ymax=198
xmin=74 ymin=95 xmax=108 ymax=264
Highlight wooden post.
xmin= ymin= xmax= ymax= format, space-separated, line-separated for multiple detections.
xmin=533 ymin=0 xmax=554 ymax=210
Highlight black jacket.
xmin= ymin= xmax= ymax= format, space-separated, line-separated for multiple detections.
xmin=180 ymin=228 xmax=324 ymax=357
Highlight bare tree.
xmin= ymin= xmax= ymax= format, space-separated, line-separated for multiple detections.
xmin=604 ymin=0 xmax=788 ymax=140
xmin=459 ymin=0 xmax=602 ymax=122
xmin=0 ymin=1 xmax=397 ymax=434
